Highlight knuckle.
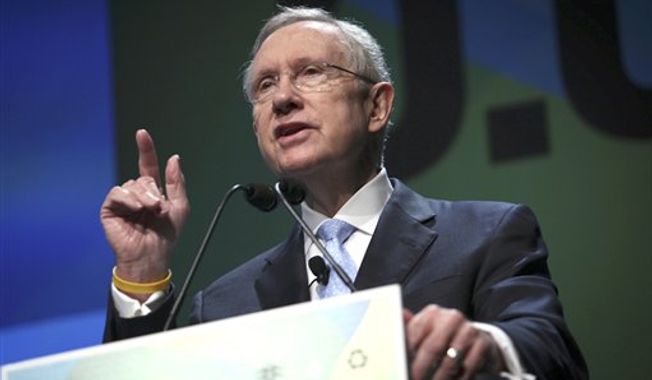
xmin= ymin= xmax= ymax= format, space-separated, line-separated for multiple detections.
xmin=448 ymin=308 xmax=462 ymax=318
xmin=423 ymin=304 xmax=440 ymax=316
xmin=118 ymin=186 xmax=132 ymax=196
xmin=444 ymin=308 xmax=464 ymax=324
xmin=459 ymin=322 xmax=476 ymax=338
xmin=138 ymin=176 xmax=157 ymax=188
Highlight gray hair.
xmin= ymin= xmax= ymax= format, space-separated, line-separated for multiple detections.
xmin=242 ymin=6 xmax=392 ymax=100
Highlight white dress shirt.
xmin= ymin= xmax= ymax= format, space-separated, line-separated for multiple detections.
xmin=301 ymin=168 xmax=394 ymax=299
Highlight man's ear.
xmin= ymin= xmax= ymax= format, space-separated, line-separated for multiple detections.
xmin=367 ymin=82 xmax=395 ymax=133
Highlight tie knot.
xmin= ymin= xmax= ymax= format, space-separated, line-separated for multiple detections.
xmin=317 ymin=219 xmax=355 ymax=243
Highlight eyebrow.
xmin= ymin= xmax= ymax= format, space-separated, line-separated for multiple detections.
xmin=291 ymin=56 xmax=323 ymax=67
xmin=252 ymin=56 xmax=330 ymax=79
xmin=252 ymin=68 xmax=277 ymax=82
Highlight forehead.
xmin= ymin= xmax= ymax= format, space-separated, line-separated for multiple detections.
xmin=252 ymin=21 xmax=348 ymax=71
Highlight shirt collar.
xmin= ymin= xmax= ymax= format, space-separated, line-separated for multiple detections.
xmin=301 ymin=168 xmax=393 ymax=235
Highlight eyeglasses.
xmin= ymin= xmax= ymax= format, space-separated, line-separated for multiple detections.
xmin=248 ymin=62 xmax=377 ymax=104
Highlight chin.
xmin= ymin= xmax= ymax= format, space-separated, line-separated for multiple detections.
xmin=270 ymin=157 xmax=324 ymax=180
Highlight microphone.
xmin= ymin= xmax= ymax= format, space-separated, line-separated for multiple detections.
xmin=163 ymin=183 xmax=272 ymax=331
xmin=278 ymin=180 xmax=306 ymax=204
xmin=244 ymin=183 xmax=278 ymax=212
xmin=308 ymin=256 xmax=330 ymax=286
xmin=273 ymin=181 xmax=356 ymax=293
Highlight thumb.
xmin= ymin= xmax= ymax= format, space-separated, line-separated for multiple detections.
xmin=165 ymin=154 xmax=188 ymax=204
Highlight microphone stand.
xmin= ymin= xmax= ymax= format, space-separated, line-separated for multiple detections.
xmin=163 ymin=184 xmax=247 ymax=331
xmin=273 ymin=182 xmax=356 ymax=292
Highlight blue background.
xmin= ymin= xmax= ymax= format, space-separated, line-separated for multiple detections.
xmin=1 ymin=0 xmax=114 ymax=363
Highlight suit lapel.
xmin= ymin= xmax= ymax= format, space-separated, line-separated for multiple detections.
xmin=355 ymin=180 xmax=439 ymax=290
xmin=254 ymin=225 xmax=310 ymax=310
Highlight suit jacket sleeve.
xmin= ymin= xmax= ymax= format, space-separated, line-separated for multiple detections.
xmin=471 ymin=204 xmax=587 ymax=379
xmin=102 ymin=289 xmax=175 ymax=342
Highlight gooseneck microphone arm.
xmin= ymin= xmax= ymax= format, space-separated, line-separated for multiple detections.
xmin=163 ymin=183 xmax=275 ymax=331
xmin=273 ymin=182 xmax=356 ymax=292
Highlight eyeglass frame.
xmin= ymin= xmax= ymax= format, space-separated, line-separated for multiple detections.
xmin=247 ymin=62 xmax=378 ymax=104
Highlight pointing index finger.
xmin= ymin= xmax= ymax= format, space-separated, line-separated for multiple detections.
xmin=136 ymin=129 xmax=162 ymax=187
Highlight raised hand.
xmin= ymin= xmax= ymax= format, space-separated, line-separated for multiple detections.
xmin=100 ymin=129 xmax=189 ymax=301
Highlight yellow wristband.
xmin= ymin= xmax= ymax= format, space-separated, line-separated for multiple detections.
xmin=112 ymin=267 xmax=172 ymax=294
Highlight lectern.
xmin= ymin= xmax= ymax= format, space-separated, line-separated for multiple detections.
xmin=2 ymin=285 xmax=407 ymax=380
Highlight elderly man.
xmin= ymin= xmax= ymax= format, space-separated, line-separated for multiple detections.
xmin=102 ymin=7 xmax=587 ymax=380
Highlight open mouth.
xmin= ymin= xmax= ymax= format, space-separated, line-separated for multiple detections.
xmin=275 ymin=122 xmax=312 ymax=139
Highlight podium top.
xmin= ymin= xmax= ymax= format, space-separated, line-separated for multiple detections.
xmin=2 ymin=285 xmax=407 ymax=380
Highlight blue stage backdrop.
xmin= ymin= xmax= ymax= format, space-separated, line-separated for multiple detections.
xmin=1 ymin=0 xmax=115 ymax=364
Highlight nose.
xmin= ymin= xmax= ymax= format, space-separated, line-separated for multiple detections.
xmin=272 ymin=75 xmax=302 ymax=116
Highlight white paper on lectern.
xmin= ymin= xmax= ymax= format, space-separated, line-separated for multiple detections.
xmin=2 ymin=284 xmax=408 ymax=380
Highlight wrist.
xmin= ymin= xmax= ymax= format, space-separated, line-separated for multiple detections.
xmin=112 ymin=266 xmax=171 ymax=299
xmin=115 ymin=260 xmax=169 ymax=283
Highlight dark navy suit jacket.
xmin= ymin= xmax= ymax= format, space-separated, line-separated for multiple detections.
xmin=104 ymin=180 xmax=587 ymax=379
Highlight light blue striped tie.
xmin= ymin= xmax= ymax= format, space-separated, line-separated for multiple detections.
xmin=316 ymin=219 xmax=357 ymax=298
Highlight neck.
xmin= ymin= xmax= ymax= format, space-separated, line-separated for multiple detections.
xmin=300 ymin=163 xmax=378 ymax=217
